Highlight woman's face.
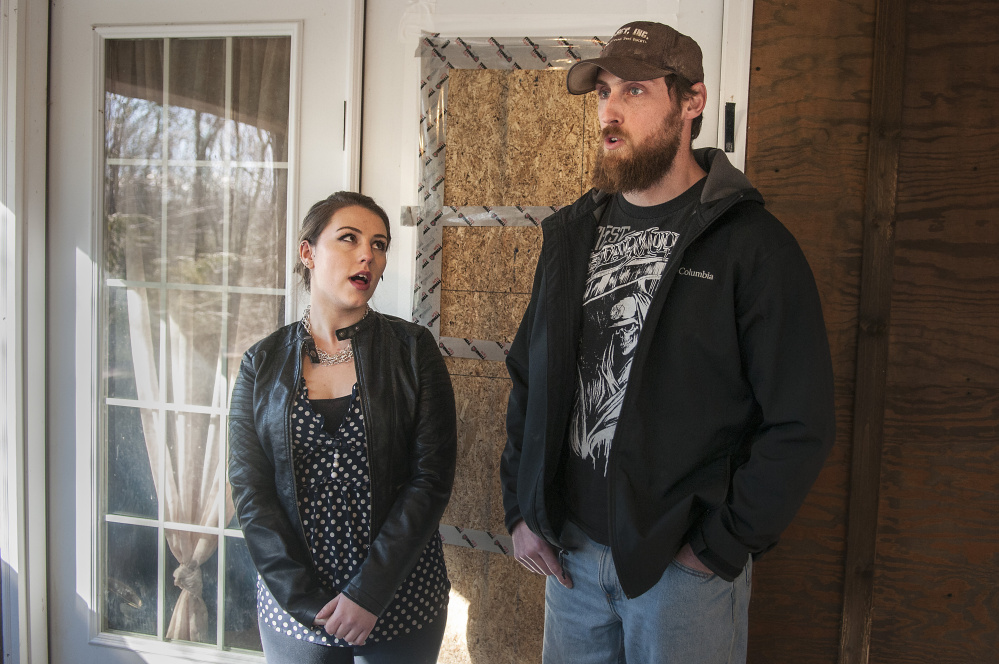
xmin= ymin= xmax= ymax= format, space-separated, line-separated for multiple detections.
xmin=300 ymin=205 xmax=389 ymax=314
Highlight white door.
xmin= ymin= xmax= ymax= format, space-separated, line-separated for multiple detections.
xmin=46 ymin=1 xmax=361 ymax=662
xmin=361 ymin=0 xmax=751 ymax=316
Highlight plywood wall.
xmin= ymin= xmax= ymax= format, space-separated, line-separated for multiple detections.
xmin=444 ymin=69 xmax=598 ymax=207
xmin=436 ymin=69 xmax=598 ymax=664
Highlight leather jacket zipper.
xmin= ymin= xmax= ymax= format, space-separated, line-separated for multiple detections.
xmin=289 ymin=335 xmax=319 ymax=564
xmin=351 ymin=334 xmax=375 ymax=548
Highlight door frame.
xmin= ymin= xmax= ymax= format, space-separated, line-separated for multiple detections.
xmin=1 ymin=0 xmax=51 ymax=663
xmin=17 ymin=1 xmax=364 ymax=662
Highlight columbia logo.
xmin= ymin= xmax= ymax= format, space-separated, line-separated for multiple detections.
xmin=679 ymin=267 xmax=714 ymax=281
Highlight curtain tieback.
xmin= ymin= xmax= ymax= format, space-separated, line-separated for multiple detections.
xmin=173 ymin=562 xmax=204 ymax=597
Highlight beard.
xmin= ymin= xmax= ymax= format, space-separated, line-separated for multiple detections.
xmin=591 ymin=103 xmax=684 ymax=194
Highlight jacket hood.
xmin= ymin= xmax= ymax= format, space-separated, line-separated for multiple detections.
xmin=694 ymin=147 xmax=763 ymax=207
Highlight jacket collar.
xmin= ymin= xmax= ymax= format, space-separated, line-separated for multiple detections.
xmin=293 ymin=307 xmax=380 ymax=345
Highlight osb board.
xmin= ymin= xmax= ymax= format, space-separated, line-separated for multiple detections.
xmin=745 ymin=0 xmax=874 ymax=660
xmin=441 ymin=358 xmax=512 ymax=533
xmin=445 ymin=68 xmax=600 ymax=207
xmin=439 ymin=226 xmax=542 ymax=343
xmin=440 ymin=546 xmax=546 ymax=664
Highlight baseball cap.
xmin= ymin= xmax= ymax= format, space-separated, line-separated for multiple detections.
xmin=566 ymin=21 xmax=704 ymax=95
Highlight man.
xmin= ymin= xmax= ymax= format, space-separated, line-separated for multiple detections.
xmin=501 ymin=21 xmax=835 ymax=664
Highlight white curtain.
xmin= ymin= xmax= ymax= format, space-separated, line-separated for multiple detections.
xmin=125 ymin=232 xmax=235 ymax=642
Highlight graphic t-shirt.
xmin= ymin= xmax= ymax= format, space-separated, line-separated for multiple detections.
xmin=564 ymin=180 xmax=704 ymax=545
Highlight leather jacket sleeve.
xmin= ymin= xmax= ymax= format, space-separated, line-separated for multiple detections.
xmin=341 ymin=327 xmax=457 ymax=616
xmin=228 ymin=348 xmax=333 ymax=627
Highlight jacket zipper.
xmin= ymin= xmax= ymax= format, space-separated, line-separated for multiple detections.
xmin=351 ymin=332 xmax=375 ymax=548
xmin=289 ymin=334 xmax=315 ymax=558
xmin=605 ymin=191 xmax=747 ymax=597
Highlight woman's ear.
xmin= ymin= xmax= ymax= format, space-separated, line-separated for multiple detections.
xmin=300 ymin=240 xmax=314 ymax=268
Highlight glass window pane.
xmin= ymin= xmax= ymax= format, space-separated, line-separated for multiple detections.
xmin=165 ymin=290 xmax=224 ymax=407
xmin=226 ymin=294 xmax=285 ymax=385
xmin=168 ymin=38 xmax=226 ymax=163
xmin=165 ymin=530 xmax=218 ymax=645
xmin=165 ymin=411 xmax=223 ymax=526
xmin=105 ymin=165 xmax=164 ymax=282
xmin=230 ymin=166 xmax=288 ymax=289
xmin=107 ymin=286 xmax=162 ymax=400
xmin=105 ymin=39 xmax=164 ymax=161
xmin=166 ymin=165 xmax=226 ymax=286
xmin=232 ymin=36 xmax=291 ymax=163
xmin=105 ymin=521 xmax=158 ymax=635
xmin=107 ymin=405 xmax=158 ymax=519
xmin=224 ymin=535 xmax=262 ymax=651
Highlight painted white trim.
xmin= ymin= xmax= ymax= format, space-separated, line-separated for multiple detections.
xmin=285 ymin=20 xmax=305 ymax=323
xmin=90 ymin=633 xmax=264 ymax=663
xmin=717 ymin=0 xmax=755 ymax=171
xmin=406 ymin=12 xmax=681 ymax=38
xmin=344 ymin=0 xmax=365 ymax=193
xmin=1 ymin=1 xmax=50 ymax=662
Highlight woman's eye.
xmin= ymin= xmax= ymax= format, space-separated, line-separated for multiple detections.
xmin=338 ymin=233 xmax=355 ymax=242
xmin=373 ymin=240 xmax=387 ymax=251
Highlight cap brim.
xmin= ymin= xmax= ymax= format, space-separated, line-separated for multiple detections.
xmin=566 ymin=57 xmax=675 ymax=95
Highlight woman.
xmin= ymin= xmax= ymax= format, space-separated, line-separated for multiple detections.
xmin=228 ymin=191 xmax=457 ymax=663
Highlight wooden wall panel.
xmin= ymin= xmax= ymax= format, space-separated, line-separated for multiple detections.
xmin=870 ymin=0 xmax=999 ymax=661
xmin=874 ymin=389 xmax=999 ymax=662
xmin=745 ymin=0 xmax=874 ymax=659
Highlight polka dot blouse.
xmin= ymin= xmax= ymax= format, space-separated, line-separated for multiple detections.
xmin=257 ymin=380 xmax=450 ymax=646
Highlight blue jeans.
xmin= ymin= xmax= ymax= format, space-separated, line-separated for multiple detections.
xmin=543 ymin=521 xmax=752 ymax=664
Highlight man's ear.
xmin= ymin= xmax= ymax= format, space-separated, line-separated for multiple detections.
xmin=684 ymin=82 xmax=708 ymax=119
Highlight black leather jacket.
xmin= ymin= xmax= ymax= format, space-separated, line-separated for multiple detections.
xmin=228 ymin=311 xmax=456 ymax=626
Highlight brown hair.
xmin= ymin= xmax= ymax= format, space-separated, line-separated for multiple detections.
xmin=665 ymin=74 xmax=703 ymax=141
xmin=295 ymin=191 xmax=392 ymax=292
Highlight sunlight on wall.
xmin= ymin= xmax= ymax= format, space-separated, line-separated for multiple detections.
xmin=439 ymin=589 xmax=471 ymax=662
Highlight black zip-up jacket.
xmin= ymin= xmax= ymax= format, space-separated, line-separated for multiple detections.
xmin=501 ymin=148 xmax=835 ymax=598
xmin=228 ymin=311 xmax=457 ymax=625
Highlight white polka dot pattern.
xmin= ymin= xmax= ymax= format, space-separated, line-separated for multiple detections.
xmin=256 ymin=381 xmax=450 ymax=647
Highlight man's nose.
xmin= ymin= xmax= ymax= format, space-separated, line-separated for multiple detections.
xmin=599 ymin=92 xmax=623 ymax=126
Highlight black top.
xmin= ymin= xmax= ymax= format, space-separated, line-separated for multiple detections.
xmin=564 ymin=181 xmax=703 ymax=545
xmin=309 ymin=394 xmax=352 ymax=437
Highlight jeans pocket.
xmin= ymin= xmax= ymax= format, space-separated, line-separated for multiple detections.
xmin=671 ymin=559 xmax=716 ymax=580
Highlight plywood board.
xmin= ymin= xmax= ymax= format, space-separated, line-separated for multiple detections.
xmin=444 ymin=69 xmax=600 ymax=206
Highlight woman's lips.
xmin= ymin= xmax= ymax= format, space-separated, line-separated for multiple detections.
xmin=349 ymin=272 xmax=371 ymax=290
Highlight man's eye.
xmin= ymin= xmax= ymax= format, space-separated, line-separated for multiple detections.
xmin=629 ymin=87 xmax=643 ymax=95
